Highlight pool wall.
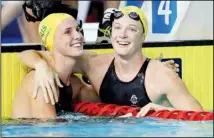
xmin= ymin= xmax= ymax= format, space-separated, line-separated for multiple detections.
xmin=1 ymin=40 xmax=213 ymax=118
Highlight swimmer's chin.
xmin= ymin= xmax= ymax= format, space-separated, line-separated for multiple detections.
xmin=71 ymin=51 xmax=84 ymax=57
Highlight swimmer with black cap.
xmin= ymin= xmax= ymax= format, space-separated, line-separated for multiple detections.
xmin=19 ymin=6 xmax=203 ymax=118
xmin=12 ymin=13 xmax=99 ymax=119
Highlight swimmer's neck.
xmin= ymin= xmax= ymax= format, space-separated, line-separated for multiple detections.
xmin=114 ymin=51 xmax=146 ymax=74
xmin=52 ymin=52 xmax=76 ymax=85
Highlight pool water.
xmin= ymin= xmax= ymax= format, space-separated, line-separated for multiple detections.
xmin=2 ymin=113 xmax=213 ymax=137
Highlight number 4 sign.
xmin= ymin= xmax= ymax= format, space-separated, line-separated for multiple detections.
xmin=152 ymin=1 xmax=177 ymax=33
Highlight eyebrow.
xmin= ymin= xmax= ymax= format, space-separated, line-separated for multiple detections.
xmin=114 ymin=22 xmax=138 ymax=28
xmin=64 ymin=27 xmax=72 ymax=30
xmin=129 ymin=24 xmax=138 ymax=27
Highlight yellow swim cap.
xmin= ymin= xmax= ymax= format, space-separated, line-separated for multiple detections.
xmin=120 ymin=6 xmax=148 ymax=38
xmin=38 ymin=13 xmax=73 ymax=51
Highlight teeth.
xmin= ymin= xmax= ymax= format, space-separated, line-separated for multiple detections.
xmin=72 ymin=42 xmax=82 ymax=47
xmin=118 ymin=41 xmax=129 ymax=45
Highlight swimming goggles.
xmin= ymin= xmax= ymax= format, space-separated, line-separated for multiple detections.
xmin=112 ymin=11 xmax=145 ymax=34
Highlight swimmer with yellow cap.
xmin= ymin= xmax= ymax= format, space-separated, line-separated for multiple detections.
xmin=110 ymin=6 xmax=148 ymax=57
xmin=38 ymin=13 xmax=84 ymax=53
xmin=38 ymin=13 xmax=72 ymax=51
xmin=12 ymin=13 xmax=99 ymax=119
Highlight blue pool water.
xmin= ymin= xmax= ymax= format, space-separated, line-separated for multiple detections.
xmin=2 ymin=113 xmax=213 ymax=137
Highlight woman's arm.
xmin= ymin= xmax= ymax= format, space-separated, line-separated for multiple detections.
xmin=19 ymin=50 xmax=63 ymax=103
xmin=71 ymin=75 xmax=100 ymax=103
xmin=19 ymin=50 xmax=51 ymax=69
xmin=1 ymin=1 xmax=24 ymax=30
xmin=156 ymin=61 xmax=203 ymax=111
xmin=19 ymin=50 xmax=98 ymax=103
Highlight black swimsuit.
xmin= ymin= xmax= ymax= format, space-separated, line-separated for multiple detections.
xmin=99 ymin=58 xmax=151 ymax=107
xmin=55 ymin=80 xmax=73 ymax=112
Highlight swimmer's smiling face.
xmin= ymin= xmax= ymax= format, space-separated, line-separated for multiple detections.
xmin=111 ymin=14 xmax=144 ymax=57
xmin=53 ymin=17 xmax=84 ymax=57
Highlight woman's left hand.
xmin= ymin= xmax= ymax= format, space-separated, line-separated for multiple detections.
xmin=136 ymin=103 xmax=174 ymax=118
xmin=155 ymin=53 xmax=179 ymax=73
xmin=163 ymin=60 xmax=180 ymax=73
xmin=119 ymin=103 xmax=174 ymax=118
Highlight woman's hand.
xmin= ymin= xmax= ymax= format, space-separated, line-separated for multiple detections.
xmin=156 ymin=53 xmax=179 ymax=73
xmin=119 ymin=103 xmax=174 ymax=118
xmin=136 ymin=103 xmax=174 ymax=117
xmin=163 ymin=60 xmax=179 ymax=73
xmin=33 ymin=61 xmax=63 ymax=105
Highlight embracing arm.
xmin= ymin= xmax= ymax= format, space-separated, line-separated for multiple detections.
xmin=19 ymin=50 xmax=97 ymax=73
xmin=19 ymin=50 xmax=63 ymax=104
xmin=19 ymin=50 xmax=99 ymax=104
xmin=19 ymin=50 xmax=51 ymax=69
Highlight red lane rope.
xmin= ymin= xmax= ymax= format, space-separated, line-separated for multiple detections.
xmin=72 ymin=101 xmax=213 ymax=121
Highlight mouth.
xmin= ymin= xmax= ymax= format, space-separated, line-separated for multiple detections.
xmin=117 ymin=41 xmax=130 ymax=47
xmin=71 ymin=42 xmax=83 ymax=47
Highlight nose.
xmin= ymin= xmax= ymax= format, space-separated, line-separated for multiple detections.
xmin=119 ymin=28 xmax=128 ymax=39
xmin=73 ymin=29 xmax=83 ymax=41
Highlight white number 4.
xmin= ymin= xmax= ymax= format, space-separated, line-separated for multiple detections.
xmin=158 ymin=1 xmax=172 ymax=25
